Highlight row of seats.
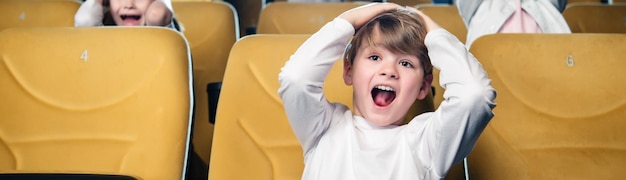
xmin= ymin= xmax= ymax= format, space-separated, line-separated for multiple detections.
xmin=2 ymin=0 xmax=624 ymax=163
xmin=1 ymin=0 xmax=625 ymax=179
xmin=229 ymin=0 xmax=625 ymax=36
xmin=255 ymin=2 xmax=626 ymax=35
xmin=2 ymin=27 xmax=625 ymax=180
xmin=208 ymin=32 xmax=626 ymax=180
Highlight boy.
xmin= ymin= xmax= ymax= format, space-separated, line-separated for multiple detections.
xmin=74 ymin=0 xmax=174 ymax=28
xmin=278 ymin=3 xmax=496 ymax=179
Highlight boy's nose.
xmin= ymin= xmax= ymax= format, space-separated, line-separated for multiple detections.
xmin=379 ymin=63 xmax=398 ymax=79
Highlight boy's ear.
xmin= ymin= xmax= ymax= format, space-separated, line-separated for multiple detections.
xmin=417 ymin=74 xmax=433 ymax=100
xmin=343 ymin=60 xmax=353 ymax=85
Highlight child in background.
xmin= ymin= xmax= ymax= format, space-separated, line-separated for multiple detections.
xmin=74 ymin=0 xmax=174 ymax=28
xmin=278 ymin=3 xmax=496 ymax=179
xmin=455 ymin=0 xmax=571 ymax=47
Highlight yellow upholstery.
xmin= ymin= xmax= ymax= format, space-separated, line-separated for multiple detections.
xmin=172 ymin=1 xmax=239 ymax=165
xmin=417 ymin=4 xmax=467 ymax=44
xmin=257 ymin=2 xmax=364 ymax=34
xmin=0 ymin=27 xmax=193 ymax=180
xmin=467 ymin=33 xmax=626 ymax=179
xmin=416 ymin=4 xmax=467 ymax=109
xmin=208 ymin=35 xmax=434 ymax=179
xmin=0 ymin=0 xmax=80 ymax=31
xmin=563 ymin=3 xmax=626 ymax=33
xmin=223 ymin=0 xmax=261 ymax=36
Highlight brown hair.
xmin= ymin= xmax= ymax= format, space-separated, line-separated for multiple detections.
xmin=344 ymin=10 xmax=432 ymax=76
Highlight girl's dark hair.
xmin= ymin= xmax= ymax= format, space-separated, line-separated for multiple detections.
xmin=101 ymin=0 xmax=115 ymax=26
xmin=344 ymin=10 xmax=432 ymax=76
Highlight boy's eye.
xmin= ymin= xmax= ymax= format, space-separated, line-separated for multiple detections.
xmin=368 ymin=55 xmax=381 ymax=61
xmin=400 ymin=61 xmax=414 ymax=68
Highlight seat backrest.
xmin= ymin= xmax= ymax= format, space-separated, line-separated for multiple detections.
xmin=257 ymin=2 xmax=364 ymax=34
xmin=417 ymin=4 xmax=467 ymax=44
xmin=0 ymin=27 xmax=193 ymax=180
xmin=172 ymin=1 xmax=239 ymax=164
xmin=208 ymin=34 xmax=434 ymax=179
xmin=563 ymin=3 xmax=626 ymax=33
xmin=467 ymin=33 xmax=626 ymax=179
xmin=0 ymin=0 xmax=80 ymax=31
xmin=224 ymin=0 xmax=262 ymax=36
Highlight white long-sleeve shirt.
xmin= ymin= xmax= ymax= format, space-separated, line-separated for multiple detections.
xmin=278 ymin=18 xmax=496 ymax=180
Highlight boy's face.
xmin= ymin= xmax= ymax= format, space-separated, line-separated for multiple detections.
xmin=343 ymin=31 xmax=431 ymax=126
xmin=109 ymin=0 xmax=154 ymax=26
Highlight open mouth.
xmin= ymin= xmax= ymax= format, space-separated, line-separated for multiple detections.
xmin=120 ymin=15 xmax=141 ymax=21
xmin=371 ymin=85 xmax=396 ymax=107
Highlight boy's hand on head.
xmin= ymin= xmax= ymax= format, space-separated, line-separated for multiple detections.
xmin=338 ymin=3 xmax=402 ymax=30
xmin=407 ymin=6 xmax=442 ymax=32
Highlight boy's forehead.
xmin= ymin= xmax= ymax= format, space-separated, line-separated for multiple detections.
xmin=358 ymin=30 xmax=383 ymax=48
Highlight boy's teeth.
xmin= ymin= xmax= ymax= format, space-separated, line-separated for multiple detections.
xmin=376 ymin=85 xmax=394 ymax=91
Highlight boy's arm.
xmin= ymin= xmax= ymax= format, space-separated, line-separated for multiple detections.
xmin=277 ymin=18 xmax=354 ymax=154
xmin=425 ymin=29 xmax=496 ymax=176
xmin=74 ymin=0 xmax=104 ymax=27
xmin=407 ymin=8 xmax=496 ymax=178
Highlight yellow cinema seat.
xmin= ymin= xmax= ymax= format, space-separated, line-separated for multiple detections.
xmin=417 ymin=4 xmax=466 ymax=44
xmin=563 ymin=3 xmax=626 ymax=33
xmin=208 ymin=35 xmax=434 ymax=179
xmin=467 ymin=33 xmax=626 ymax=179
xmin=172 ymin=1 xmax=239 ymax=165
xmin=0 ymin=27 xmax=193 ymax=180
xmin=0 ymin=0 xmax=80 ymax=31
xmin=257 ymin=2 xmax=364 ymax=34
